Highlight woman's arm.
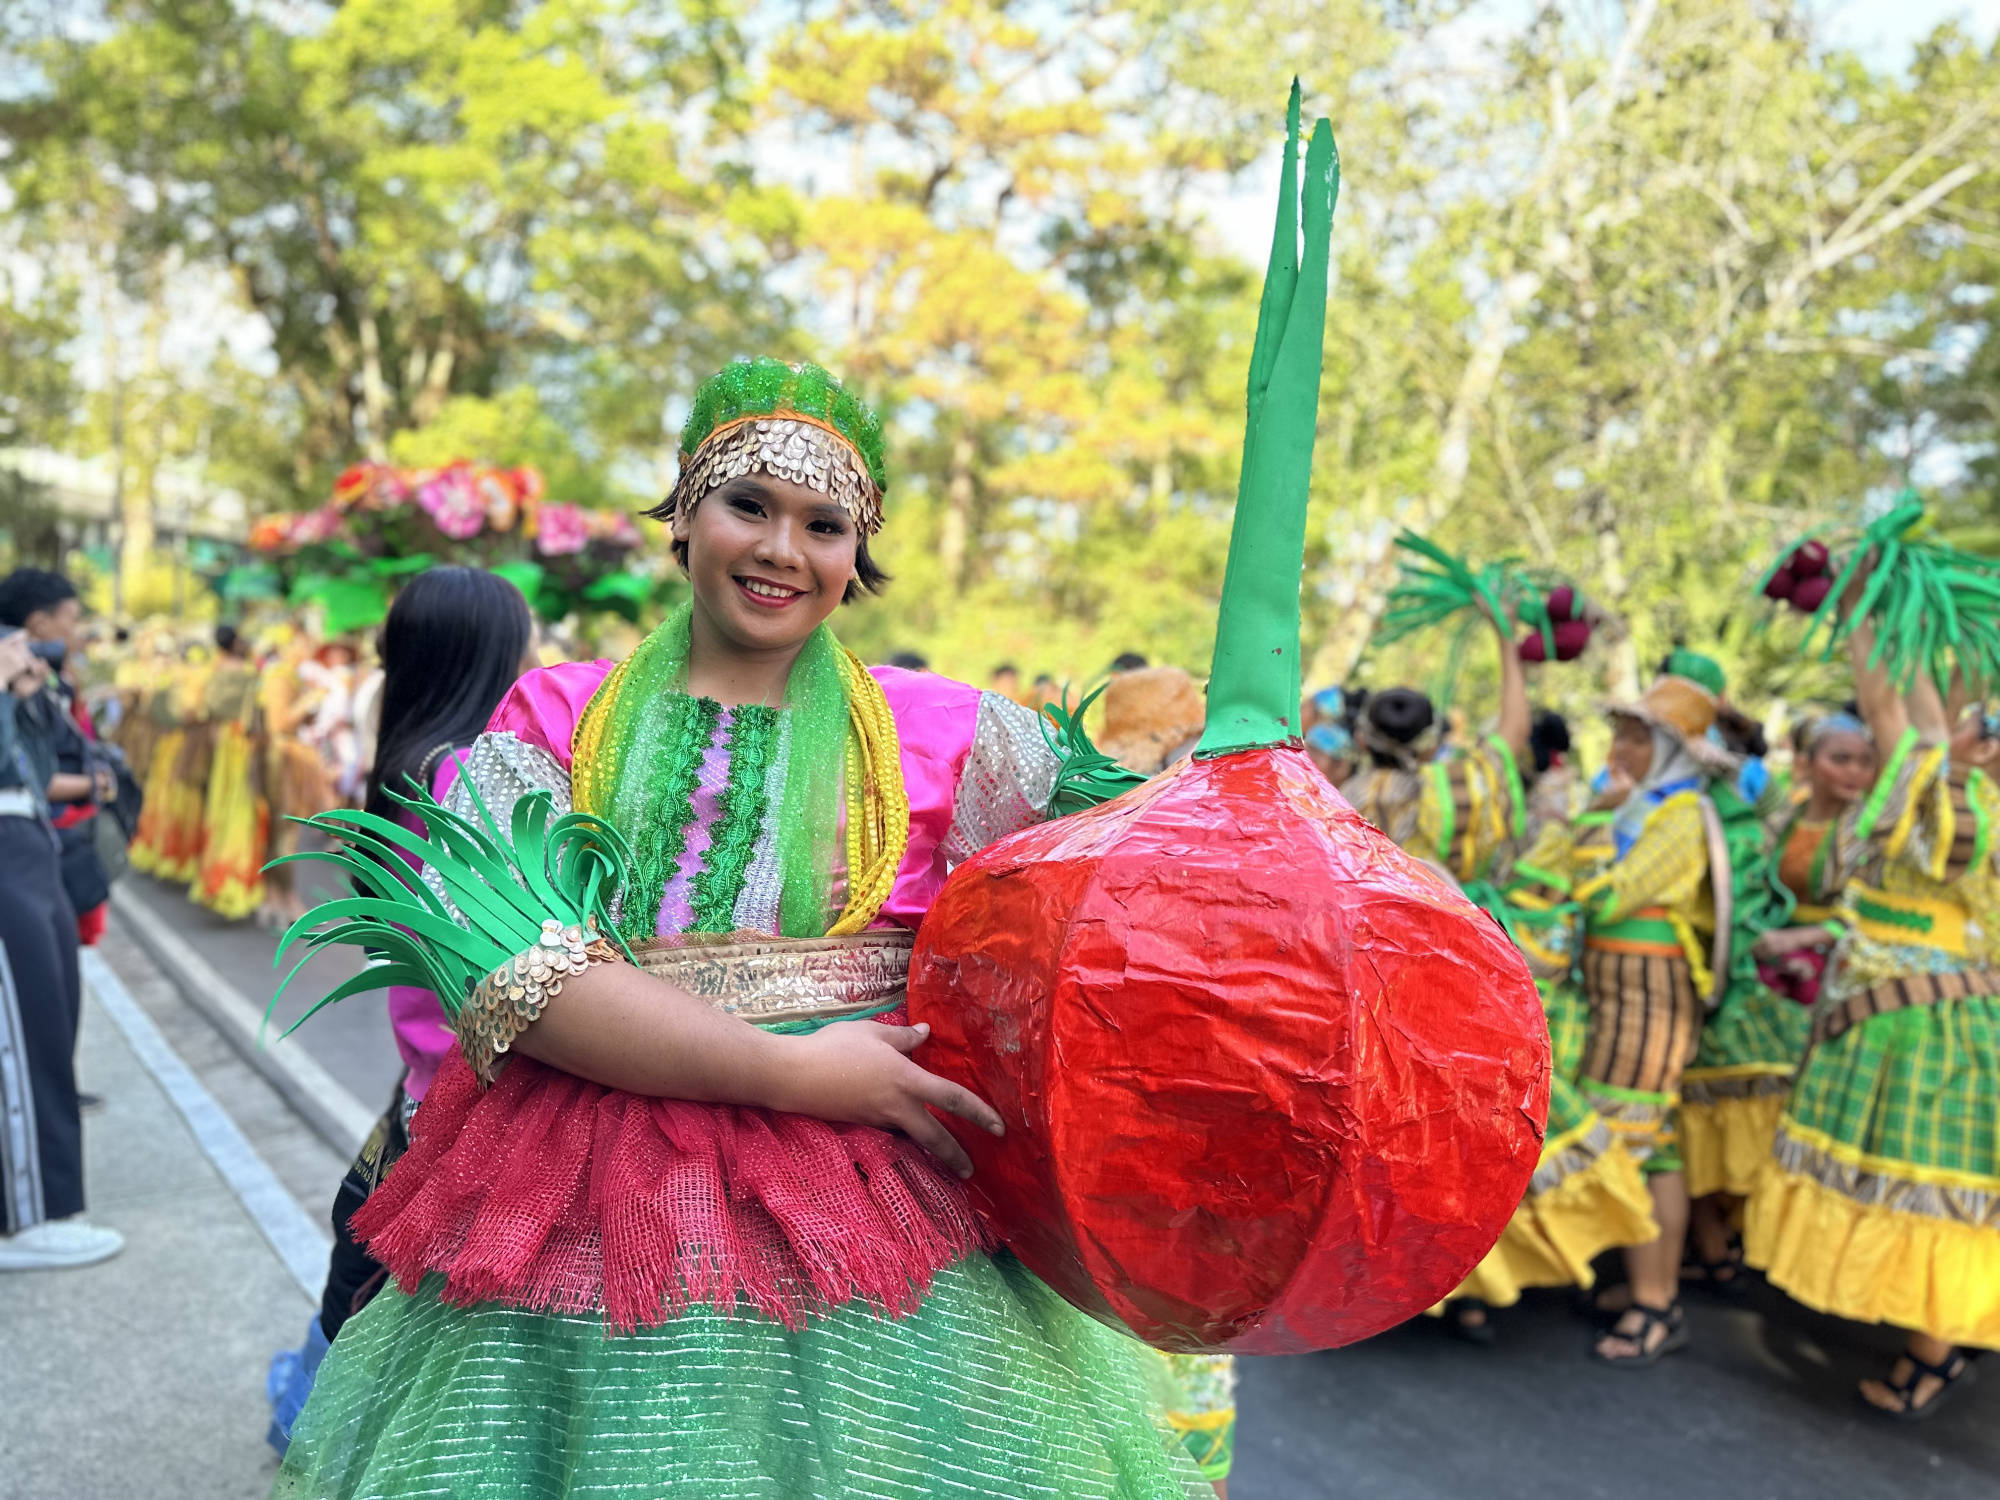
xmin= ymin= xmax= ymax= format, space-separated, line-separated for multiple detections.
xmin=515 ymin=963 xmax=1003 ymax=1178
xmin=1901 ymin=655 xmax=1953 ymax=743
xmin=1848 ymin=625 xmax=1910 ymax=748
xmin=1490 ymin=602 xmax=1531 ymax=765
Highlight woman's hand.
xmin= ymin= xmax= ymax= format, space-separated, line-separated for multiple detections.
xmin=0 ymin=633 xmax=32 ymax=692
xmin=1589 ymin=768 xmax=1635 ymax=812
xmin=774 ymin=1020 xmax=1004 ymax=1179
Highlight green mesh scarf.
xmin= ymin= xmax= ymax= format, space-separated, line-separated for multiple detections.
xmin=572 ymin=605 xmax=850 ymax=943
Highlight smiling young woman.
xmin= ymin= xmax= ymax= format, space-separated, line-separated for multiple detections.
xmin=270 ymin=357 xmax=1216 ymax=1499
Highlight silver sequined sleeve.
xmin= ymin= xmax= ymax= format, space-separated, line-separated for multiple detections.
xmin=424 ymin=731 xmax=578 ymax=922
xmin=940 ymin=691 xmax=1063 ymax=867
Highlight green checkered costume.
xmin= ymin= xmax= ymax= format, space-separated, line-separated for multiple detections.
xmin=1745 ymin=735 xmax=2000 ymax=1347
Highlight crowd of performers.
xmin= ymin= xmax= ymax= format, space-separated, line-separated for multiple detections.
xmin=100 ymin=625 xmax=379 ymax=928
xmin=1309 ymin=591 xmax=1997 ymax=1418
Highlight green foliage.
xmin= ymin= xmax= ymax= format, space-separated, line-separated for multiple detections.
xmin=1 ymin=0 xmax=1993 ymax=738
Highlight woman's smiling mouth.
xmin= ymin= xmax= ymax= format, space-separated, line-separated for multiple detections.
xmin=734 ymin=575 xmax=807 ymax=609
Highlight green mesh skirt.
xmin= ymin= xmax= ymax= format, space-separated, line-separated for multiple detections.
xmin=274 ymin=1254 xmax=1209 ymax=1499
xmin=1680 ymin=981 xmax=1812 ymax=1197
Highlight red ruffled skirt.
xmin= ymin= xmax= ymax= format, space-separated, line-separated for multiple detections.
xmin=351 ymin=1020 xmax=989 ymax=1333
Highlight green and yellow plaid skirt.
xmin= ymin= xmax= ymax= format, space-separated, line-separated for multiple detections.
xmin=1746 ymin=971 xmax=2000 ymax=1347
xmin=1542 ymin=980 xmax=1589 ymax=1083
xmin=1680 ymin=979 xmax=1811 ymax=1198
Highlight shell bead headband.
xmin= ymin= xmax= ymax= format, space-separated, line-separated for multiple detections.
xmin=664 ymin=359 xmax=888 ymax=536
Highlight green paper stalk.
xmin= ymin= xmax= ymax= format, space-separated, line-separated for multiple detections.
xmin=1197 ymin=84 xmax=1340 ymax=758
xmin=1765 ymin=493 xmax=2000 ymax=692
xmin=1375 ymin=531 xmax=1554 ymax=657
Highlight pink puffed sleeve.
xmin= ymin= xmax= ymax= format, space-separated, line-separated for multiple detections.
xmin=873 ymin=667 xmax=984 ymax=929
xmin=486 ymin=660 xmax=615 ymax=769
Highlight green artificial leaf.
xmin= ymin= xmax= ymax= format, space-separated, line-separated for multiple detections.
xmin=368 ymin=553 xmax=437 ymax=578
xmin=216 ymin=564 xmax=284 ymax=602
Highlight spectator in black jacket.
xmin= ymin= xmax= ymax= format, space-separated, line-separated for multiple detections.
xmin=0 ymin=626 xmax=122 ymax=1271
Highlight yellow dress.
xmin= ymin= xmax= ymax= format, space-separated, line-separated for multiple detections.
xmin=1746 ymin=733 xmax=2000 ymax=1346
xmin=129 ymin=675 xmax=194 ymax=879
xmin=189 ymin=658 xmax=267 ymax=920
xmin=257 ymin=650 xmax=335 ymax=862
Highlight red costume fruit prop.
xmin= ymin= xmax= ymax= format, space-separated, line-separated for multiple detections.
xmin=1788 ymin=539 xmax=1829 ymax=579
xmin=1763 ymin=568 xmax=1797 ymax=601
xmin=909 ymin=88 xmax=1550 ymax=1356
xmin=1553 ymin=618 xmax=1592 ymax=661
xmin=1790 ymin=573 xmax=1833 ymax=614
xmin=1517 ymin=630 xmax=1549 ymax=662
xmin=1545 ymin=584 xmax=1579 ymax=622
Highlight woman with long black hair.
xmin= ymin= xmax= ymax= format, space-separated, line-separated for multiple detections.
xmin=266 ymin=565 xmax=535 ymax=1452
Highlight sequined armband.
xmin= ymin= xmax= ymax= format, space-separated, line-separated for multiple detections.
xmin=459 ymin=919 xmax=622 ymax=1086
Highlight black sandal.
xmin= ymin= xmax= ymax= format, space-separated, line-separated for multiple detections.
xmin=1447 ymin=1298 xmax=1496 ymax=1347
xmin=1863 ymin=1350 xmax=1977 ymax=1423
xmin=1591 ymin=1301 xmax=1688 ymax=1367
xmin=1680 ymin=1244 xmax=1747 ymax=1300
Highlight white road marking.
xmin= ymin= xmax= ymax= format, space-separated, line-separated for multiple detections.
xmin=81 ymin=948 xmax=329 ymax=1302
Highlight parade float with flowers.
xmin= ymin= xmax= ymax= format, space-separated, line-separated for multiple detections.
xmin=239 ymin=462 xmax=656 ymax=632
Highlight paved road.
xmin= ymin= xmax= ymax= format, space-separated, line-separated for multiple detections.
xmin=2 ymin=926 xmax=343 ymax=1500
xmin=106 ymin=877 xmax=2000 ymax=1499
xmin=123 ymin=869 xmax=404 ymax=1110
xmin=1232 ymin=1281 xmax=1997 ymax=1498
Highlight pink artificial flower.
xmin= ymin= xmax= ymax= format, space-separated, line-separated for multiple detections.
xmin=534 ymin=502 xmax=590 ymax=557
xmin=290 ymin=505 xmax=343 ymax=545
xmin=418 ymin=464 xmax=484 ymax=541
xmin=367 ymin=467 xmax=413 ymax=512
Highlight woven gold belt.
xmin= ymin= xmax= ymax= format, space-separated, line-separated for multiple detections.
xmin=627 ymin=929 xmax=915 ymax=1026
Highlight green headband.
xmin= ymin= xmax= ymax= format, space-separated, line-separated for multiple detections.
xmin=667 ymin=358 xmax=889 ymax=534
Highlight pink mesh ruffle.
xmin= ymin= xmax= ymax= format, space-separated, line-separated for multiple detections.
xmin=351 ymin=1023 xmax=989 ymax=1333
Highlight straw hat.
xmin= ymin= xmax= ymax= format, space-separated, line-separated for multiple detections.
xmin=1099 ymin=666 xmax=1206 ymax=775
xmin=1606 ymin=668 xmax=1739 ymax=777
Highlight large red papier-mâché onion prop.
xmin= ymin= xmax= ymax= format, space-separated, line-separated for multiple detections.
xmin=908 ymin=85 xmax=1550 ymax=1356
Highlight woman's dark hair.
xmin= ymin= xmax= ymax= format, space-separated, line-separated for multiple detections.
xmin=1364 ymin=687 xmax=1434 ymax=765
xmin=1715 ymin=704 xmax=1767 ymax=759
xmin=1529 ymin=708 xmax=1571 ymax=777
xmin=364 ymin=567 xmax=534 ymax=826
xmin=646 ymin=483 xmax=888 ymax=604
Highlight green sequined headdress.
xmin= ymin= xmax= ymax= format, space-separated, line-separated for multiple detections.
xmin=660 ymin=358 xmax=889 ymax=535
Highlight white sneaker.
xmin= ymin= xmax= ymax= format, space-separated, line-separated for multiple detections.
xmin=0 ymin=1216 xmax=125 ymax=1270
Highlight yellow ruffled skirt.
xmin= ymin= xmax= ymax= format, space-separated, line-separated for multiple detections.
xmin=189 ymin=724 xmax=268 ymax=920
xmin=128 ymin=728 xmax=186 ymax=878
xmin=1680 ymin=1082 xmax=1790 ymax=1201
xmin=1681 ymin=981 xmax=1811 ymax=1199
xmin=1745 ymin=994 xmax=2000 ymax=1348
xmin=1447 ymin=1079 xmax=1659 ymax=1308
